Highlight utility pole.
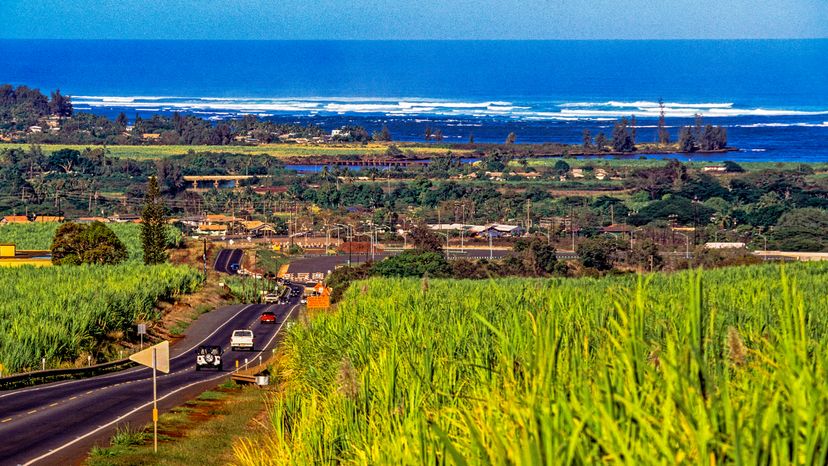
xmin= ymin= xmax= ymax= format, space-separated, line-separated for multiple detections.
xmin=526 ymin=199 xmax=531 ymax=231
xmin=202 ymin=237 xmax=208 ymax=278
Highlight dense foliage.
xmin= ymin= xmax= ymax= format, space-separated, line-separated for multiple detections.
xmin=51 ymin=221 xmax=128 ymax=265
xmin=236 ymin=262 xmax=828 ymax=464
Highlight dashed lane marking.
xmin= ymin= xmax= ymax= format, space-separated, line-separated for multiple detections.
xmin=22 ymin=301 xmax=301 ymax=466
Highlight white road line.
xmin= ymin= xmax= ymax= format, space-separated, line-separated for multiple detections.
xmin=0 ymin=304 xmax=256 ymax=399
xmin=22 ymin=301 xmax=299 ymax=466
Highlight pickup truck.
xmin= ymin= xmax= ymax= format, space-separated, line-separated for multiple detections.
xmin=230 ymin=329 xmax=255 ymax=351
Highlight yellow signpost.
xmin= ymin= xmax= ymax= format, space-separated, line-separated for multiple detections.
xmin=129 ymin=341 xmax=170 ymax=453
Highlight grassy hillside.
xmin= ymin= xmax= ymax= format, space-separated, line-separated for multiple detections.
xmin=235 ymin=262 xmax=828 ymax=464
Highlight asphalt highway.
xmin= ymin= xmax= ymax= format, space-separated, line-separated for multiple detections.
xmin=214 ymin=248 xmax=243 ymax=274
xmin=0 ymin=285 xmax=302 ymax=466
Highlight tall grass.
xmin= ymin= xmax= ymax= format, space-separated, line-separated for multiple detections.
xmin=0 ymin=222 xmax=183 ymax=262
xmin=0 ymin=264 xmax=202 ymax=372
xmin=234 ymin=262 xmax=828 ymax=465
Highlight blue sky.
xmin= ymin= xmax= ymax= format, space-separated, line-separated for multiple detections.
xmin=2 ymin=0 xmax=827 ymax=40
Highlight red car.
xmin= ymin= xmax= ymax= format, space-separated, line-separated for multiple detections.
xmin=260 ymin=311 xmax=277 ymax=324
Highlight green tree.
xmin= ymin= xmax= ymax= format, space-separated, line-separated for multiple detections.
xmin=772 ymin=208 xmax=828 ymax=251
xmin=408 ymin=223 xmax=443 ymax=253
xmin=582 ymin=129 xmax=592 ymax=150
xmin=594 ymin=132 xmax=608 ymax=152
xmin=49 ymin=89 xmax=73 ymax=117
xmin=51 ymin=222 xmax=128 ymax=265
xmin=723 ymin=160 xmax=744 ymax=173
xmin=577 ymin=237 xmax=619 ymax=271
xmin=611 ymin=118 xmax=635 ymax=152
xmin=553 ymin=159 xmax=570 ymax=175
xmin=372 ymin=250 xmax=451 ymax=278
xmin=115 ymin=112 xmax=128 ymax=128
xmin=678 ymin=126 xmax=695 ymax=152
xmin=513 ymin=235 xmax=564 ymax=275
xmin=657 ymin=98 xmax=670 ymax=144
xmin=140 ymin=176 xmax=168 ymax=264
xmin=379 ymin=125 xmax=392 ymax=141
xmin=629 ymin=238 xmax=663 ymax=271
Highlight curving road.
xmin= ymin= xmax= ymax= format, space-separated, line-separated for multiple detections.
xmin=214 ymin=248 xmax=244 ymax=274
xmin=0 ymin=284 xmax=302 ymax=466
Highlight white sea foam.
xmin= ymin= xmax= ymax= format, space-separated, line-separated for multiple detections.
xmin=69 ymin=95 xmax=828 ymax=121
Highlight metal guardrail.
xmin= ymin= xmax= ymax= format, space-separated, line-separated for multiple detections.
xmin=0 ymin=358 xmax=137 ymax=391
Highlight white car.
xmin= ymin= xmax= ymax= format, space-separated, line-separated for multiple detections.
xmin=230 ymin=329 xmax=255 ymax=351
xmin=263 ymin=293 xmax=280 ymax=304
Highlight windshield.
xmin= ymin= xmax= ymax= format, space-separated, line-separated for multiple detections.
xmin=234 ymin=330 xmax=253 ymax=337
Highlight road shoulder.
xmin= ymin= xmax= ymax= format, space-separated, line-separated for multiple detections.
xmin=85 ymin=382 xmax=268 ymax=466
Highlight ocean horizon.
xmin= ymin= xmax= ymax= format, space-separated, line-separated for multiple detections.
xmin=2 ymin=39 xmax=827 ymax=161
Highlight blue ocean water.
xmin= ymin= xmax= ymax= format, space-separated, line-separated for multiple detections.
xmin=1 ymin=40 xmax=827 ymax=161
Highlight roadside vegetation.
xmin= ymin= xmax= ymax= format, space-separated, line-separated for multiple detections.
xmin=236 ymin=262 xmax=828 ymax=464
xmin=0 ymin=263 xmax=202 ymax=372
xmin=88 ymin=384 xmax=266 ymax=466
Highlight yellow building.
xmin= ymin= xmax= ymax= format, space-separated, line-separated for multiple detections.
xmin=0 ymin=243 xmax=53 ymax=267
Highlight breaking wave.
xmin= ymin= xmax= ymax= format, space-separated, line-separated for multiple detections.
xmin=71 ymin=96 xmax=828 ymax=121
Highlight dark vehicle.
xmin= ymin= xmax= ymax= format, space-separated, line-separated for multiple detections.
xmin=229 ymin=263 xmax=240 ymax=272
xmin=195 ymin=345 xmax=223 ymax=371
xmin=260 ymin=311 xmax=277 ymax=324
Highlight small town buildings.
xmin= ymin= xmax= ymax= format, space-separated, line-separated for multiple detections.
xmin=241 ymin=220 xmax=277 ymax=237
xmin=2 ymin=215 xmax=30 ymax=224
xmin=196 ymin=224 xmax=228 ymax=236
xmin=34 ymin=216 xmax=65 ymax=223
xmin=602 ymin=224 xmax=635 ymax=236
xmin=109 ymin=213 xmax=141 ymax=223
xmin=704 ymin=242 xmax=746 ymax=249
xmin=429 ymin=223 xmax=524 ymax=238
xmin=76 ymin=216 xmax=110 ymax=223
xmin=702 ymin=166 xmax=728 ymax=173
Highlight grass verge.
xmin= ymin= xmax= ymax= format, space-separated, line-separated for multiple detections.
xmin=86 ymin=384 xmax=267 ymax=466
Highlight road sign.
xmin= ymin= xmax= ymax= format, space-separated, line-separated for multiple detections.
xmin=129 ymin=341 xmax=170 ymax=453
xmin=137 ymin=324 xmax=147 ymax=334
xmin=307 ymin=295 xmax=330 ymax=309
xmin=129 ymin=341 xmax=169 ymax=373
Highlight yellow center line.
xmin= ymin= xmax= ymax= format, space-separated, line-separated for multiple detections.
xmin=69 ymin=396 xmax=77 ymax=400
xmin=27 ymin=409 xmax=37 ymax=414
xmin=86 ymin=390 xmax=93 ymax=394
xmin=1 ymin=418 xmax=12 ymax=423
xmin=49 ymin=402 xmax=58 ymax=407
